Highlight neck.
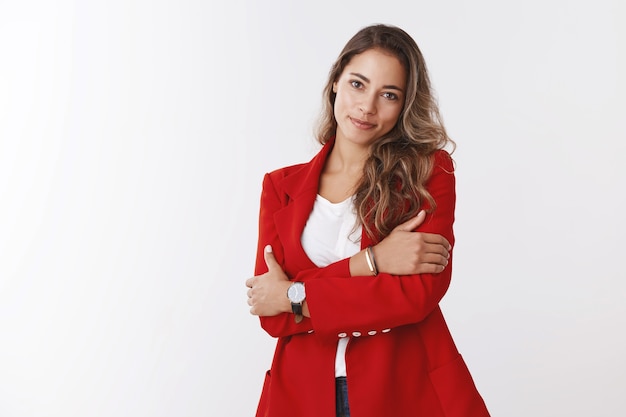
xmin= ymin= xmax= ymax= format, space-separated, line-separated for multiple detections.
xmin=317 ymin=137 xmax=368 ymax=203
xmin=326 ymin=138 xmax=369 ymax=175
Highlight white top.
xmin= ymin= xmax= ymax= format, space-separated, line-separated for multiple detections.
xmin=301 ymin=194 xmax=361 ymax=377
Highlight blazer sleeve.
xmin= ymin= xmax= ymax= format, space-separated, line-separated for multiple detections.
xmin=254 ymin=172 xmax=353 ymax=338
xmin=303 ymin=150 xmax=457 ymax=341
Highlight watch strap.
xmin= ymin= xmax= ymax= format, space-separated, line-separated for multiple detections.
xmin=291 ymin=302 xmax=303 ymax=323
xmin=291 ymin=302 xmax=303 ymax=316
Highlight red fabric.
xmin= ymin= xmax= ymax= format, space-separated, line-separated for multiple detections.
xmin=253 ymin=139 xmax=490 ymax=417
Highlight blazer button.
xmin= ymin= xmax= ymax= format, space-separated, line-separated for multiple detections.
xmin=367 ymin=330 xmax=377 ymax=336
xmin=338 ymin=332 xmax=348 ymax=338
xmin=352 ymin=331 xmax=361 ymax=337
xmin=382 ymin=328 xmax=391 ymax=333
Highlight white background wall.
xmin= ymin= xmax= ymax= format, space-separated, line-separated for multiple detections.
xmin=1 ymin=0 xmax=624 ymax=416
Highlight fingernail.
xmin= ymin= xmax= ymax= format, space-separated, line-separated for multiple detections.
xmin=265 ymin=245 xmax=273 ymax=253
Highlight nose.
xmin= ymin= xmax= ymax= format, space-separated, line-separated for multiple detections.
xmin=359 ymin=93 xmax=377 ymax=116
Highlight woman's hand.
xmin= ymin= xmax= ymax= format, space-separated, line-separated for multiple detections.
xmin=373 ymin=210 xmax=451 ymax=275
xmin=246 ymin=245 xmax=292 ymax=317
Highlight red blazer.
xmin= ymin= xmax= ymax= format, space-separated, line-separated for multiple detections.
xmin=253 ymin=139 xmax=490 ymax=417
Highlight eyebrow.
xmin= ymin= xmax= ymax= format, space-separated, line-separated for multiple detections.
xmin=349 ymin=72 xmax=404 ymax=92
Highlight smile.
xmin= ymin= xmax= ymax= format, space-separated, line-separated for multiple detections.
xmin=350 ymin=117 xmax=376 ymax=130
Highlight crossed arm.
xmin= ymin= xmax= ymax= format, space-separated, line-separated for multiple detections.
xmin=245 ymin=209 xmax=451 ymax=318
xmin=245 ymin=151 xmax=457 ymax=339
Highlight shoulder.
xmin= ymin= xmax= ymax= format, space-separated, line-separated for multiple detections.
xmin=261 ymin=161 xmax=311 ymax=197
xmin=266 ymin=162 xmax=308 ymax=181
xmin=260 ymin=141 xmax=329 ymax=199
xmin=424 ymin=149 xmax=456 ymax=191
xmin=432 ymin=149 xmax=455 ymax=173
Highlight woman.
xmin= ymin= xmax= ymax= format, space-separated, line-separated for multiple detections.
xmin=245 ymin=24 xmax=490 ymax=417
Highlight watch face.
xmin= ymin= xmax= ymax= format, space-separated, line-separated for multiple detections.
xmin=288 ymin=282 xmax=305 ymax=303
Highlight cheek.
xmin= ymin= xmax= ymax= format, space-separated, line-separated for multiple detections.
xmin=335 ymin=88 xmax=359 ymax=108
xmin=381 ymin=107 xmax=403 ymax=126
xmin=333 ymin=93 xmax=348 ymax=117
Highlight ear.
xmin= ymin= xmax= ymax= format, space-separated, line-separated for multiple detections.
xmin=332 ymin=82 xmax=337 ymax=93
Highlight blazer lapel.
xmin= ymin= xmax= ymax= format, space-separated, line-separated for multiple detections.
xmin=274 ymin=140 xmax=334 ymax=273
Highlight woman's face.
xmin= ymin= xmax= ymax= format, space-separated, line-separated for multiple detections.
xmin=332 ymin=48 xmax=406 ymax=148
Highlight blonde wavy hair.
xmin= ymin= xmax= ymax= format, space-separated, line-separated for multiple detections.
xmin=315 ymin=24 xmax=455 ymax=240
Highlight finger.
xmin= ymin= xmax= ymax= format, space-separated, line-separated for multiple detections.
xmin=394 ymin=210 xmax=426 ymax=232
xmin=420 ymin=233 xmax=451 ymax=250
xmin=422 ymin=241 xmax=450 ymax=258
xmin=421 ymin=253 xmax=450 ymax=266
xmin=420 ymin=263 xmax=447 ymax=274
xmin=263 ymin=245 xmax=280 ymax=270
xmin=245 ymin=277 xmax=254 ymax=288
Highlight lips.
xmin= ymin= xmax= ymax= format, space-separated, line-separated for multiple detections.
xmin=350 ymin=116 xmax=376 ymax=130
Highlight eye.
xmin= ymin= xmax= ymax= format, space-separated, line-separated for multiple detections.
xmin=382 ymin=92 xmax=399 ymax=101
xmin=350 ymin=80 xmax=363 ymax=89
